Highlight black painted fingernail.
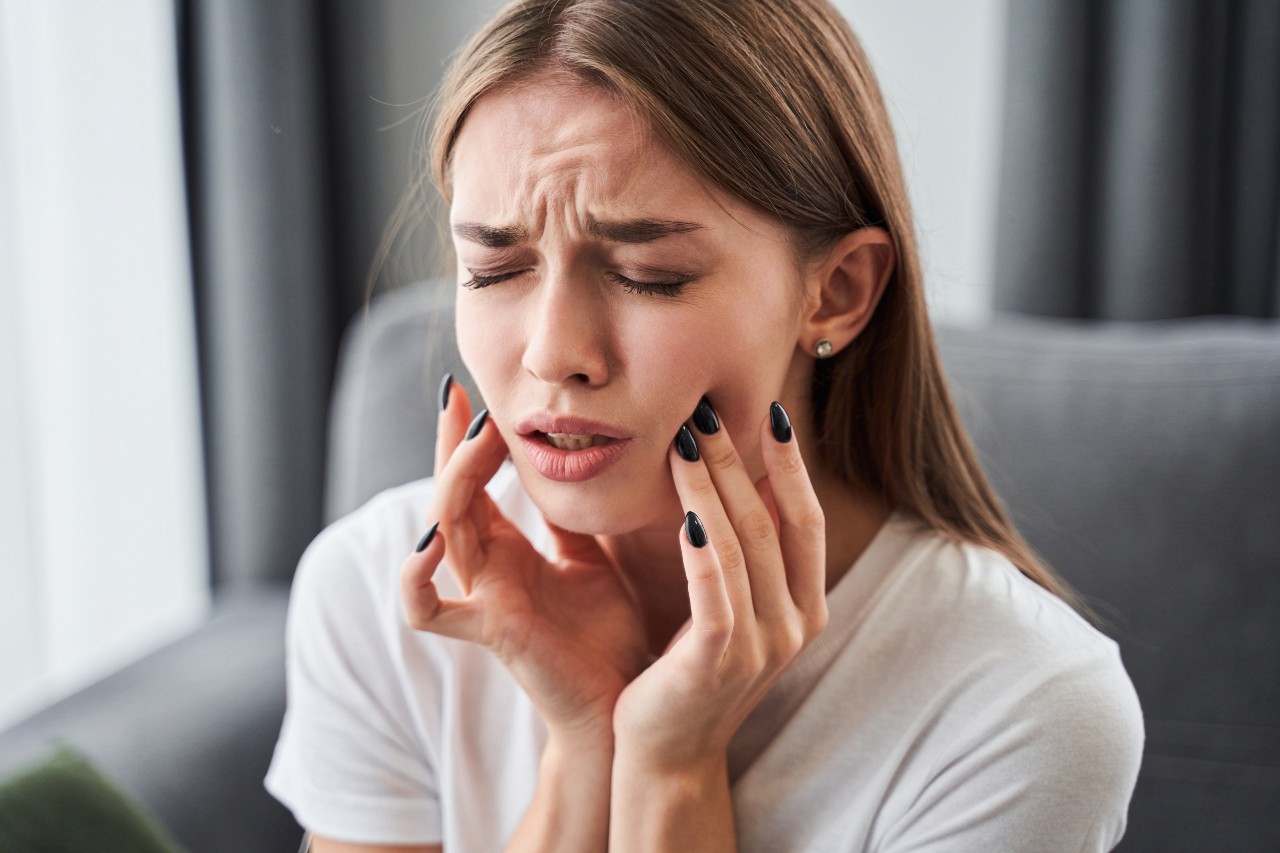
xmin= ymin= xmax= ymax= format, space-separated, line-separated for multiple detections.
xmin=465 ymin=408 xmax=489 ymax=440
xmin=684 ymin=511 xmax=708 ymax=548
xmin=675 ymin=424 xmax=700 ymax=462
xmin=415 ymin=521 xmax=439 ymax=553
xmin=693 ymin=395 xmax=720 ymax=434
xmin=769 ymin=401 xmax=792 ymax=443
xmin=438 ymin=373 xmax=453 ymax=411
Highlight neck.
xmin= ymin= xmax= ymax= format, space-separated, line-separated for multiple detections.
xmin=596 ymin=465 xmax=892 ymax=659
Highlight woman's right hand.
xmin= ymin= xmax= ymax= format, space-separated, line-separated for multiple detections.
xmin=399 ymin=378 xmax=651 ymax=741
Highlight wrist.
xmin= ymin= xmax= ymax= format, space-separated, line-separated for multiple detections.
xmin=543 ymin=725 xmax=615 ymax=770
xmin=610 ymin=747 xmax=735 ymax=853
xmin=612 ymin=740 xmax=727 ymax=793
xmin=507 ymin=728 xmax=614 ymax=852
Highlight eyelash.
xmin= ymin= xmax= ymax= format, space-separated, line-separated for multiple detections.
xmin=462 ymin=270 xmax=691 ymax=298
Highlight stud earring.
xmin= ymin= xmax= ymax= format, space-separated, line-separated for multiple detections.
xmin=815 ymin=338 xmax=834 ymax=359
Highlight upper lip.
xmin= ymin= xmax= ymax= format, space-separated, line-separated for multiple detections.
xmin=516 ymin=412 xmax=632 ymax=440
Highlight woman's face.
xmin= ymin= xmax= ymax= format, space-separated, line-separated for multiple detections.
xmin=450 ymin=77 xmax=814 ymax=535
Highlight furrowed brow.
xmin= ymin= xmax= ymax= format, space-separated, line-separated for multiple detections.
xmin=585 ymin=216 xmax=703 ymax=244
xmin=452 ymin=222 xmax=529 ymax=248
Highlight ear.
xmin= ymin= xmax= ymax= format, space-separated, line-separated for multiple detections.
xmin=800 ymin=227 xmax=895 ymax=357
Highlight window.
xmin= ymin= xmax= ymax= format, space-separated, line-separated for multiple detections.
xmin=0 ymin=0 xmax=208 ymax=729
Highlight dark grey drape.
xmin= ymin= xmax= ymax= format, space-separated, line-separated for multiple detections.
xmin=178 ymin=1 xmax=503 ymax=591
xmin=994 ymin=0 xmax=1280 ymax=320
xmin=180 ymin=0 xmax=339 ymax=591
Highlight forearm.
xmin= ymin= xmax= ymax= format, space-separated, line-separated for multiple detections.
xmin=609 ymin=746 xmax=736 ymax=853
xmin=507 ymin=732 xmax=614 ymax=853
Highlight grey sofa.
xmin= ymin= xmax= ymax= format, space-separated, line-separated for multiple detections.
xmin=1 ymin=280 xmax=1276 ymax=851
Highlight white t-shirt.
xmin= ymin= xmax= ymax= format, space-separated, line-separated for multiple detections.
xmin=265 ymin=463 xmax=1144 ymax=851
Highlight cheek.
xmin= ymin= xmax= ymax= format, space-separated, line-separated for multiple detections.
xmin=698 ymin=309 xmax=799 ymax=474
xmin=455 ymin=295 xmax=516 ymax=396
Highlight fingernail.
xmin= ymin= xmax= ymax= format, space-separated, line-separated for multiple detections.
xmin=415 ymin=521 xmax=439 ymax=553
xmin=693 ymin=395 xmax=720 ymax=434
xmin=438 ymin=373 xmax=453 ymax=411
xmin=684 ymin=511 xmax=708 ymax=548
xmin=675 ymin=424 xmax=699 ymax=462
xmin=769 ymin=401 xmax=792 ymax=443
xmin=465 ymin=408 xmax=489 ymax=440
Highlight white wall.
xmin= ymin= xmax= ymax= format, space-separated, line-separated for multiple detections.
xmin=836 ymin=0 xmax=1008 ymax=325
xmin=0 ymin=0 xmax=209 ymax=730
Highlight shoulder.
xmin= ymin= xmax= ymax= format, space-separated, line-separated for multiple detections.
xmin=876 ymin=514 xmax=1130 ymax=678
xmin=895 ymin=514 xmax=1141 ymax=717
xmin=807 ymin=513 xmax=1147 ymax=849
xmin=866 ymin=516 xmax=1145 ymax=846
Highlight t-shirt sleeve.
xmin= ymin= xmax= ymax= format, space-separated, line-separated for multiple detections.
xmin=879 ymin=648 xmax=1145 ymax=853
xmin=264 ymin=521 xmax=444 ymax=845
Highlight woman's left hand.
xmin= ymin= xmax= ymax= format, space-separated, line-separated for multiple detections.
xmin=611 ymin=400 xmax=829 ymax=773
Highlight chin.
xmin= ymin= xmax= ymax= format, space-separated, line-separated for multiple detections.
xmin=517 ymin=467 xmax=681 ymax=537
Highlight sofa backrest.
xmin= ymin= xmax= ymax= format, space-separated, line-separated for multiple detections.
xmin=325 ymin=282 xmax=474 ymax=524
xmin=328 ymin=282 xmax=1280 ymax=851
xmin=937 ymin=317 xmax=1280 ymax=852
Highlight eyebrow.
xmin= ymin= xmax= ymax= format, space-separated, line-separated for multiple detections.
xmin=451 ymin=222 xmax=528 ymax=248
xmin=585 ymin=216 xmax=703 ymax=243
xmin=451 ymin=216 xmax=703 ymax=247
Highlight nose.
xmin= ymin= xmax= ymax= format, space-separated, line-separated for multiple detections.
xmin=521 ymin=272 xmax=611 ymax=387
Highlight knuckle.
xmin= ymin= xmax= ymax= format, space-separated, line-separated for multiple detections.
xmin=767 ymin=618 xmax=805 ymax=660
xmin=688 ymin=474 xmax=718 ymax=500
xmin=685 ymin=561 xmax=722 ymax=584
xmin=740 ymin=508 xmax=777 ymax=550
xmin=698 ymin=612 xmax=734 ymax=645
xmin=704 ymin=441 xmax=740 ymax=471
xmin=794 ymin=501 xmax=826 ymax=535
xmin=775 ymin=445 xmax=805 ymax=476
xmin=716 ymin=542 xmax=746 ymax=575
xmin=401 ymin=600 xmax=431 ymax=631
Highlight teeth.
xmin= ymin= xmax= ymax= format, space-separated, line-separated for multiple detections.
xmin=544 ymin=432 xmax=611 ymax=451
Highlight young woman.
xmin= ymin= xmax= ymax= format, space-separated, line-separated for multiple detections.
xmin=266 ymin=1 xmax=1144 ymax=850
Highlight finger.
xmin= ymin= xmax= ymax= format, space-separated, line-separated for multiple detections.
xmin=434 ymin=374 xmax=474 ymax=478
xmin=685 ymin=400 xmax=789 ymax=620
xmin=758 ymin=401 xmax=827 ymax=626
xmin=399 ymin=527 xmax=490 ymax=642
xmin=429 ymin=408 xmax=507 ymax=592
xmin=754 ymin=475 xmax=781 ymax=538
xmin=678 ymin=510 xmax=733 ymax=668
xmin=398 ymin=522 xmax=449 ymax=625
xmin=669 ymin=434 xmax=755 ymax=626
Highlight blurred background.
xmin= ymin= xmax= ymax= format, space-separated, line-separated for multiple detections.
xmin=0 ymin=1 xmax=1276 ymax=851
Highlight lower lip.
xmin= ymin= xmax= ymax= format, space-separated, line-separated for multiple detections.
xmin=518 ymin=434 xmax=633 ymax=482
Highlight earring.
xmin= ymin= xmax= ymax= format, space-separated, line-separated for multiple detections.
xmin=815 ymin=338 xmax=834 ymax=359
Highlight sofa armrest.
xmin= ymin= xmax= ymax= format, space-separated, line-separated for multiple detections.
xmin=0 ymin=582 xmax=301 ymax=853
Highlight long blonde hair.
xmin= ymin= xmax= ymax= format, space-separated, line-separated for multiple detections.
xmin=386 ymin=0 xmax=1082 ymax=610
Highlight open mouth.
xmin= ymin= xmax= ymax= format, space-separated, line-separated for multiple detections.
xmin=538 ymin=432 xmax=616 ymax=451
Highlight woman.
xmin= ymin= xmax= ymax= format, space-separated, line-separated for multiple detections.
xmin=265 ymin=1 xmax=1144 ymax=850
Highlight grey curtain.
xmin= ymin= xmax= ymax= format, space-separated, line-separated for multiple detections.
xmin=180 ymin=0 xmax=339 ymax=591
xmin=178 ymin=0 xmax=502 ymax=591
xmin=994 ymin=0 xmax=1280 ymax=320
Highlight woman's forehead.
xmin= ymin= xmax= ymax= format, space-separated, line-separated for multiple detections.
xmin=449 ymin=82 xmax=777 ymax=244
xmin=453 ymin=85 xmax=684 ymax=198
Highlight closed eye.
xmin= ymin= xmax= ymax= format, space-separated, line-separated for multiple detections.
xmin=462 ymin=269 xmax=524 ymax=290
xmin=461 ymin=269 xmax=694 ymax=297
xmin=608 ymin=272 xmax=691 ymax=297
